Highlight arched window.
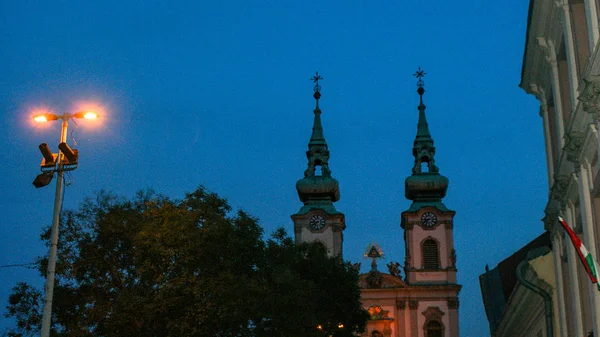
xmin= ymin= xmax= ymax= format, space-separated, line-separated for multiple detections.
xmin=425 ymin=320 xmax=443 ymax=337
xmin=423 ymin=239 xmax=439 ymax=270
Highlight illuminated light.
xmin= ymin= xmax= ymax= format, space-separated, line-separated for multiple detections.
xmin=83 ymin=111 xmax=98 ymax=119
xmin=317 ymin=325 xmax=323 ymax=330
xmin=73 ymin=111 xmax=98 ymax=120
xmin=33 ymin=113 xmax=59 ymax=123
xmin=34 ymin=115 xmax=48 ymax=122
xmin=338 ymin=323 xmax=344 ymax=329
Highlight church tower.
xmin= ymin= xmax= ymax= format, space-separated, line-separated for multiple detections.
xmin=401 ymin=68 xmax=458 ymax=287
xmin=291 ymin=73 xmax=345 ymax=257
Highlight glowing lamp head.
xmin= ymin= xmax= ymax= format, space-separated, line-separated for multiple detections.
xmin=83 ymin=112 xmax=98 ymax=119
xmin=33 ymin=115 xmax=48 ymax=122
xmin=33 ymin=113 xmax=59 ymax=123
xmin=73 ymin=111 xmax=98 ymax=120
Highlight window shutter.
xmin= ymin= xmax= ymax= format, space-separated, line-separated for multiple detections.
xmin=423 ymin=239 xmax=439 ymax=270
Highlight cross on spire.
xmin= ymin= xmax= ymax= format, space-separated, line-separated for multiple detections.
xmin=413 ymin=67 xmax=426 ymax=96
xmin=311 ymin=71 xmax=323 ymax=100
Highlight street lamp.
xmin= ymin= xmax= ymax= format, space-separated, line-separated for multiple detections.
xmin=32 ymin=111 xmax=98 ymax=337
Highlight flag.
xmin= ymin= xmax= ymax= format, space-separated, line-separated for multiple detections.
xmin=558 ymin=216 xmax=600 ymax=291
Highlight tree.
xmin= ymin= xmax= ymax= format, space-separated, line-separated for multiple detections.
xmin=258 ymin=229 xmax=369 ymax=337
xmin=5 ymin=187 xmax=367 ymax=337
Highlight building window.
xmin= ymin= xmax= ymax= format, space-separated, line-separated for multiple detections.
xmin=423 ymin=239 xmax=439 ymax=270
xmin=425 ymin=320 xmax=443 ymax=337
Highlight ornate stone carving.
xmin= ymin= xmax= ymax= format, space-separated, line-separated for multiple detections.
xmin=542 ymin=207 xmax=558 ymax=231
xmin=387 ymin=261 xmax=402 ymax=277
xmin=396 ymin=299 xmax=406 ymax=310
xmin=366 ymin=270 xmax=383 ymax=288
xmin=564 ymin=132 xmax=584 ymax=163
xmin=550 ymin=175 xmax=569 ymax=202
xmin=422 ymin=306 xmax=445 ymax=320
xmin=409 ymin=300 xmax=419 ymax=310
xmin=573 ymin=161 xmax=582 ymax=175
xmin=367 ymin=305 xmax=390 ymax=320
xmin=450 ymin=249 xmax=457 ymax=268
xmin=447 ymin=297 xmax=459 ymax=309
xmin=579 ymin=76 xmax=600 ymax=123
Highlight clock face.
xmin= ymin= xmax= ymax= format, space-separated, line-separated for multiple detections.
xmin=421 ymin=212 xmax=437 ymax=228
xmin=309 ymin=214 xmax=326 ymax=230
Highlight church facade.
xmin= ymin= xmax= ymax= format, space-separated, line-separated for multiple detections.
xmin=291 ymin=72 xmax=461 ymax=337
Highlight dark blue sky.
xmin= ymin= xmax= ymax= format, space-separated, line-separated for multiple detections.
xmin=0 ymin=1 xmax=545 ymax=335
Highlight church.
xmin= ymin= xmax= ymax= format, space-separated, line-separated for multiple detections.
xmin=290 ymin=71 xmax=461 ymax=337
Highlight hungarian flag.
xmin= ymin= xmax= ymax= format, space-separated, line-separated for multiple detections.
xmin=558 ymin=216 xmax=600 ymax=291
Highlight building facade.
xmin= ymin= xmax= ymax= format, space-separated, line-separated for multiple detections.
xmin=480 ymin=233 xmax=559 ymax=337
xmin=520 ymin=0 xmax=600 ymax=336
xmin=291 ymin=74 xmax=461 ymax=337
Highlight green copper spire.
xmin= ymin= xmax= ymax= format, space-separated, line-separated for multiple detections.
xmin=304 ymin=71 xmax=332 ymax=177
xmin=294 ymin=72 xmax=341 ymax=215
xmin=411 ymin=67 xmax=439 ymax=174
xmin=405 ymin=68 xmax=449 ymax=209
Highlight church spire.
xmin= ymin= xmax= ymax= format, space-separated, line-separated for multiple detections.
xmin=295 ymin=72 xmax=340 ymax=210
xmin=411 ymin=67 xmax=438 ymax=174
xmin=306 ymin=72 xmax=328 ymax=161
xmin=291 ymin=73 xmax=345 ymax=257
xmin=405 ymin=68 xmax=449 ymax=206
xmin=304 ymin=72 xmax=332 ymax=178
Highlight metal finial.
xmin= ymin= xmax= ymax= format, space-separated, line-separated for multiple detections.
xmin=311 ymin=71 xmax=323 ymax=100
xmin=413 ymin=67 xmax=426 ymax=96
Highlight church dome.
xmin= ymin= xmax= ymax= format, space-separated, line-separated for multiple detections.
xmin=296 ymin=175 xmax=340 ymax=203
xmin=405 ymin=172 xmax=448 ymax=201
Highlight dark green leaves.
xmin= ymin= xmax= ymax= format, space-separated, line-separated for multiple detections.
xmin=5 ymin=186 xmax=367 ymax=337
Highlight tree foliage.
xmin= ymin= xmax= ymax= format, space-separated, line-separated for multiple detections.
xmin=5 ymin=187 xmax=367 ymax=337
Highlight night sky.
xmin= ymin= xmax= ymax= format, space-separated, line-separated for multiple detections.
xmin=0 ymin=1 xmax=546 ymax=336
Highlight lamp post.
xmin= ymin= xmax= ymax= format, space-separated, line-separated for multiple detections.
xmin=32 ymin=111 xmax=98 ymax=337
